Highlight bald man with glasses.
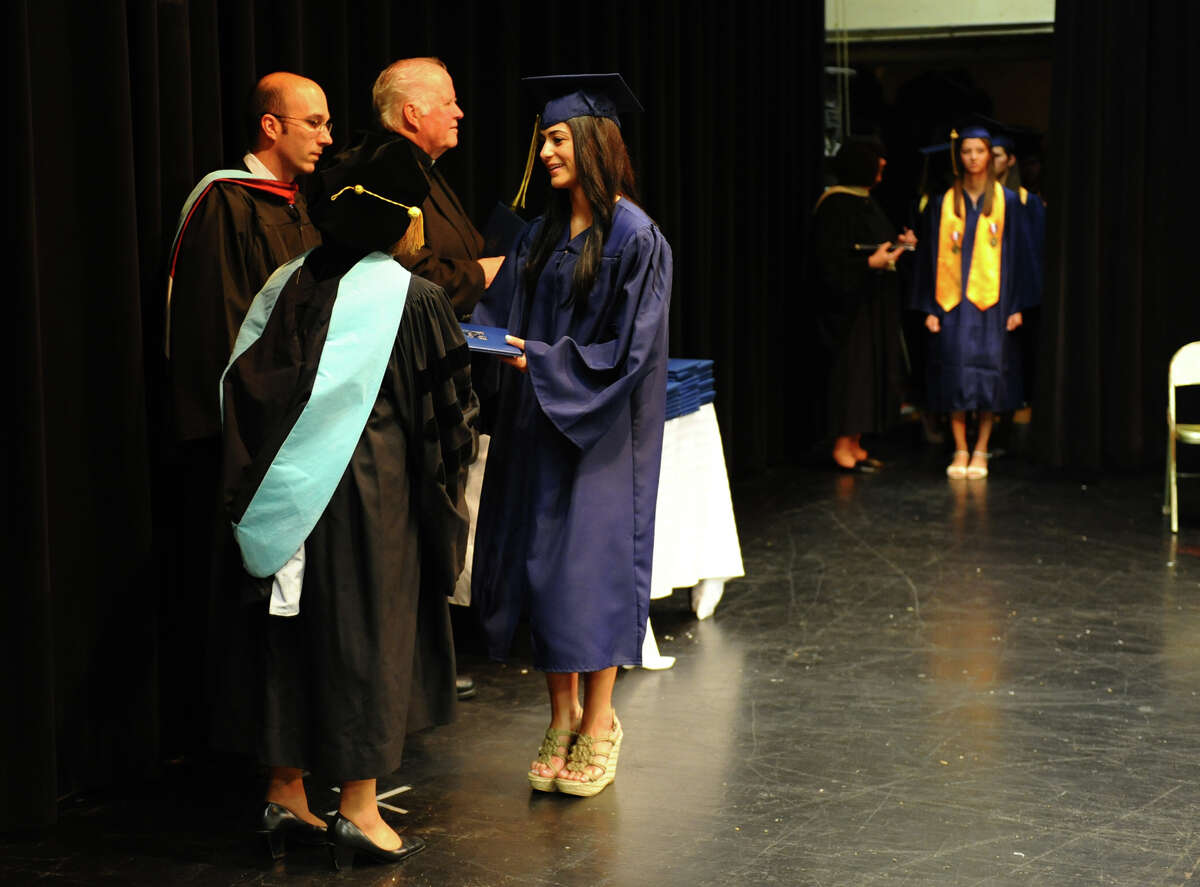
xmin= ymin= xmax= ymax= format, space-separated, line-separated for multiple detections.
xmin=160 ymin=71 xmax=330 ymax=757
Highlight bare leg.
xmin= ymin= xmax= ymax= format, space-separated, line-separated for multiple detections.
xmin=530 ymin=672 xmax=583 ymax=779
xmin=950 ymin=412 xmax=969 ymax=451
xmin=970 ymin=412 xmax=994 ymax=473
xmin=974 ymin=412 xmax=994 ymax=455
xmin=947 ymin=412 xmax=969 ymax=472
xmin=265 ymin=767 xmax=326 ymax=828
xmin=832 ymin=435 xmax=857 ymax=469
xmin=339 ymin=778 xmax=400 ymax=851
xmin=558 ymin=667 xmax=618 ymax=783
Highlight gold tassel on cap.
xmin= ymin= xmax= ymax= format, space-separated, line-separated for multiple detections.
xmin=330 ymin=184 xmax=425 ymax=256
xmin=511 ymin=113 xmax=542 ymax=211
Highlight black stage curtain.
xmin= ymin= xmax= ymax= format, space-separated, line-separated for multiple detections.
xmin=6 ymin=0 xmax=824 ymax=827
xmin=1035 ymin=0 xmax=1200 ymax=472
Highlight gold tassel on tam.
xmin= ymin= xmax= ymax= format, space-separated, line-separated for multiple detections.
xmin=329 ymin=184 xmax=425 ymax=256
xmin=394 ymin=206 xmax=424 ymax=257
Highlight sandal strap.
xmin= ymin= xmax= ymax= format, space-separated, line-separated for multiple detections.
xmin=565 ymin=734 xmax=611 ymax=773
xmin=534 ymin=728 xmax=576 ymax=764
xmin=563 ymin=717 xmax=621 ymax=774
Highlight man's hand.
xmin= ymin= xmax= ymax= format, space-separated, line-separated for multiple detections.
xmin=1006 ymin=311 xmax=1023 ymax=331
xmin=925 ymin=314 xmax=941 ymax=333
xmin=479 ymin=256 xmax=505 ymax=288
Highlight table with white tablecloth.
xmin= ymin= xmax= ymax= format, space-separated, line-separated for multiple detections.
xmin=641 ymin=402 xmax=744 ymax=669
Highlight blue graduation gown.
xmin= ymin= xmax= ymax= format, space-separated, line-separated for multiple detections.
xmin=471 ymin=200 xmax=673 ymax=672
xmin=911 ymin=186 xmax=1040 ymax=412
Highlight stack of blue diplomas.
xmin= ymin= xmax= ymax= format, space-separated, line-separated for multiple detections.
xmin=665 ymin=358 xmax=716 ymax=420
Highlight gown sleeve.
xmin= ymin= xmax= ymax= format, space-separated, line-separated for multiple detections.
xmin=1015 ymin=193 xmax=1045 ymax=311
xmin=814 ymin=197 xmax=870 ymax=312
xmin=169 ymin=185 xmax=260 ymax=441
xmin=392 ymin=278 xmax=475 ymax=597
xmin=524 ymin=224 xmax=673 ymax=452
xmin=910 ymin=194 xmax=943 ymax=316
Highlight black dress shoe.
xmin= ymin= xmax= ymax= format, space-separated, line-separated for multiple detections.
xmin=328 ymin=814 xmax=426 ymax=870
xmin=259 ymin=801 xmax=328 ymax=860
xmin=456 ymin=675 xmax=477 ymax=700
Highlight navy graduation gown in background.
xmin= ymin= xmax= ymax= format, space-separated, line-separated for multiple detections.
xmin=471 ymin=200 xmax=672 ymax=672
xmin=911 ymin=186 xmax=1040 ymax=412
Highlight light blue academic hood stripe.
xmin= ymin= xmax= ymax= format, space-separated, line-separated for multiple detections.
xmin=170 ymin=169 xmax=261 ymax=258
xmin=222 ymin=251 xmax=412 ymax=578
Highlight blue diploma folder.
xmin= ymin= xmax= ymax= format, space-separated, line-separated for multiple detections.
xmin=460 ymin=323 xmax=522 ymax=356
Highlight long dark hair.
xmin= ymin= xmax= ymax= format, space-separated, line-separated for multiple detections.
xmin=953 ymin=135 xmax=998 ymax=218
xmin=522 ymin=116 xmax=639 ymax=313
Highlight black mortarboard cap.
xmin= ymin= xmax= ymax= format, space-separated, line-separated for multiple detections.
xmin=522 ymin=73 xmax=643 ymax=127
xmin=310 ymin=132 xmax=429 ymax=253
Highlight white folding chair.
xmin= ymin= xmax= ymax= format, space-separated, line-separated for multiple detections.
xmin=1164 ymin=341 xmax=1200 ymax=533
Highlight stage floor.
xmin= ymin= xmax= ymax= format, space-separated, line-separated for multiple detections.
xmin=4 ymin=446 xmax=1199 ymax=885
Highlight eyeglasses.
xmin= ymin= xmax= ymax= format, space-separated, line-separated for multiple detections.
xmin=266 ymin=113 xmax=333 ymax=135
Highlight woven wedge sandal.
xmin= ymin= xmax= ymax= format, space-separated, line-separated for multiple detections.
xmin=528 ymin=727 xmax=576 ymax=792
xmin=556 ymin=713 xmax=623 ymax=797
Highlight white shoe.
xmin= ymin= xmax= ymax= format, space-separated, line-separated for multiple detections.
xmin=946 ymin=450 xmax=969 ymax=478
xmin=966 ymin=451 xmax=990 ymax=479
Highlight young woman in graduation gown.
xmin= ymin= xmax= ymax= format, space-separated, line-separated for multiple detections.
xmin=911 ymin=125 xmax=1040 ymax=478
xmin=812 ymin=139 xmax=914 ymax=470
xmin=471 ymin=75 xmax=672 ymax=797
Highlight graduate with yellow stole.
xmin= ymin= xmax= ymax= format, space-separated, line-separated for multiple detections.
xmin=911 ymin=124 xmax=1040 ymax=479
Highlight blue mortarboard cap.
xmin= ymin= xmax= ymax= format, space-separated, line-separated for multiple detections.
xmin=991 ymin=131 xmax=1015 ymax=151
xmin=954 ymin=113 xmax=1007 ymax=144
xmin=955 ymin=125 xmax=992 ymax=142
xmin=918 ymin=142 xmax=951 ymax=155
xmin=522 ymin=73 xmax=643 ymax=127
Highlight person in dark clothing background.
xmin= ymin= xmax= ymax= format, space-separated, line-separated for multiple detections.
xmin=813 ymin=138 xmax=915 ymax=471
xmin=372 ymin=58 xmax=506 ymax=698
xmin=217 ymin=134 xmax=473 ymax=869
xmin=161 ymin=72 xmax=329 ymax=754
xmin=373 ymin=57 xmax=505 ymax=316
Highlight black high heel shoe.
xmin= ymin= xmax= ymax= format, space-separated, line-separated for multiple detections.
xmin=328 ymin=813 xmax=426 ymax=870
xmin=259 ymin=801 xmax=329 ymax=860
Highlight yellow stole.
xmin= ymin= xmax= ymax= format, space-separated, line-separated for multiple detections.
xmin=935 ymin=182 xmax=1005 ymax=312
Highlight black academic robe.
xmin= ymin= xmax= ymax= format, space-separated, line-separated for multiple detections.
xmin=159 ymin=172 xmax=319 ymax=754
xmin=214 ymin=246 xmax=473 ymax=778
xmin=399 ymin=143 xmax=487 ymax=318
xmin=167 ymin=176 xmax=320 ymax=442
xmin=812 ymin=189 xmax=904 ymax=436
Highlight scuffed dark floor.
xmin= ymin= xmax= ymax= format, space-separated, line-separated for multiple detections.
xmin=4 ymin=444 xmax=1199 ymax=885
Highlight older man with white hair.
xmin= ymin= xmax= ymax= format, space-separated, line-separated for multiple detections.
xmin=372 ymin=57 xmax=504 ymax=316
xmin=372 ymin=58 xmax=504 ymax=701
